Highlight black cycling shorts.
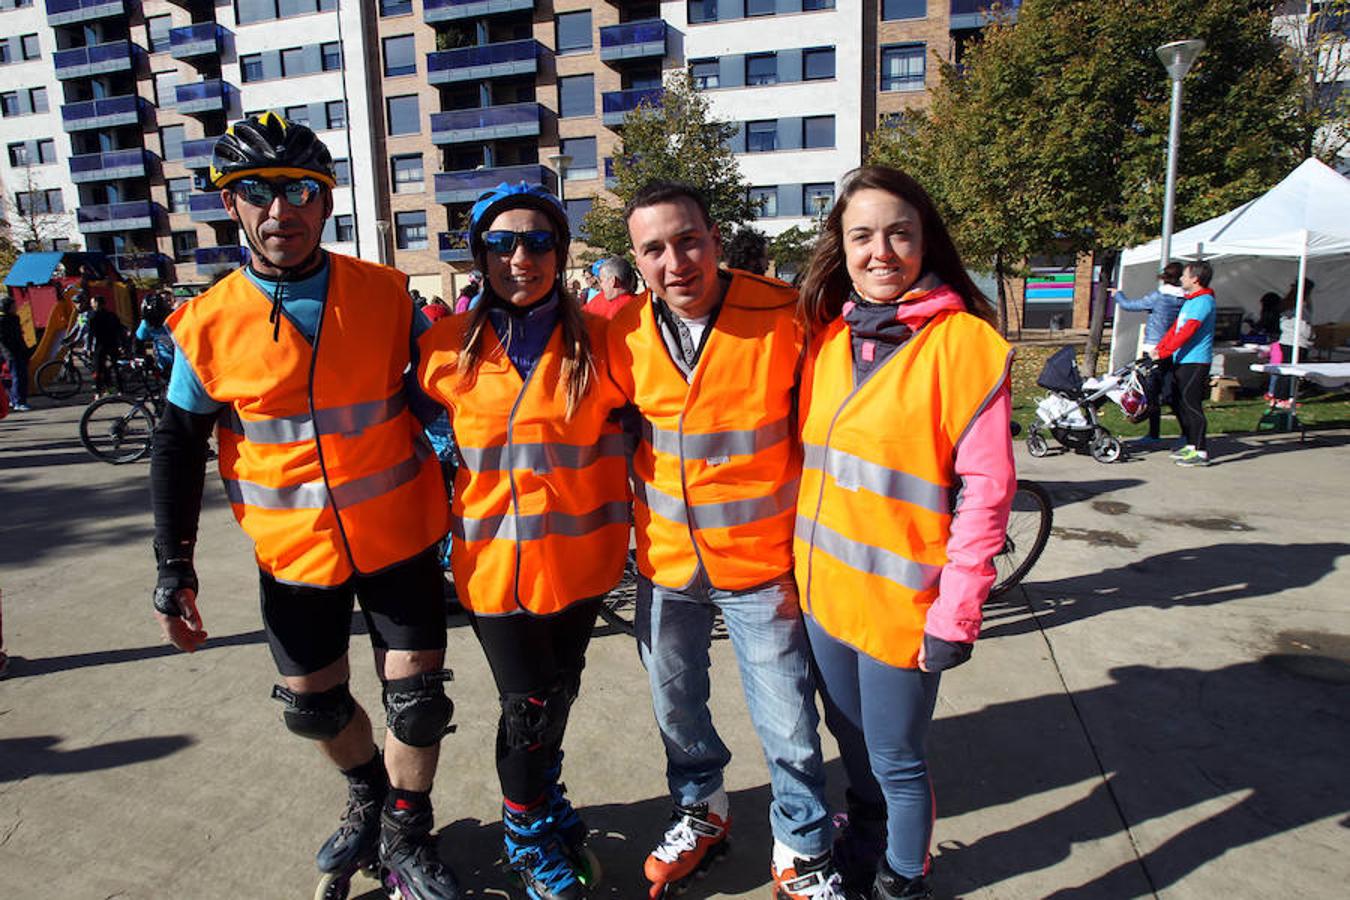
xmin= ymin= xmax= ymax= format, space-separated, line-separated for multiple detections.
xmin=259 ymin=545 xmax=447 ymax=677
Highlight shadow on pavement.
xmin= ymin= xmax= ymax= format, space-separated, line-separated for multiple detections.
xmin=0 ymin=629 xmax=268 ymax=679
xmin=1204 ymin=430 xmax=1350 ymax=466
xmin=981 ymin=541 xmax=1350 ymax=640
xmin=0 ymin=733 xmax=196 ymax=782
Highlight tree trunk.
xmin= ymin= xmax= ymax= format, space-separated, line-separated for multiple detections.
xmin=1083 ymin=249 xmax=1118 ymax=376
xmin=995 ymin=250 xmax=1009 ymax=338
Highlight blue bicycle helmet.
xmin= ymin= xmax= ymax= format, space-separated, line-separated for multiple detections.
xmin=468 ymin=182 xmax=570 ymax=260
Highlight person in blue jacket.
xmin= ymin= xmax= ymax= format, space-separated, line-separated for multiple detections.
xmin=1112 ymin=262 xmax=1185 ymax=446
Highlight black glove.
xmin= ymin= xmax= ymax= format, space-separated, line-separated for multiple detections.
xmin=922 ymin=634 xmax=973 ymax=672
xmin=153 ymin=540 xmax=198 ymax=617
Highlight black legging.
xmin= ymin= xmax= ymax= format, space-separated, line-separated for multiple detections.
xmin=1173 ymin=362 xmax=1209 ymax=452
xmin=1143 ymin=357 xmax=1176 ymax=440
xmin=467 ymin=598 xmax=601 ymax=805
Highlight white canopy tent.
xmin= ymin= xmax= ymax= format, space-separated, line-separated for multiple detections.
xmin=1112 ymin=158 xmax=1350 ymax=370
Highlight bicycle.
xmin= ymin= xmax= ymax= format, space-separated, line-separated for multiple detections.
xmin=34 ymin=345 xmax=93 ymax=400
xmin=78 ymin=358 xmax=166 ymax=464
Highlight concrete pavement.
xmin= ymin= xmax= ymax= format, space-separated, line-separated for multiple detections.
xmin=1 ymin=397 xmax=1347 ymax=899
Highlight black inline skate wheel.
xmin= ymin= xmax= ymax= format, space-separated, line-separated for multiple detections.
xmin=989 ymin=480 xmax=1053 ymax=599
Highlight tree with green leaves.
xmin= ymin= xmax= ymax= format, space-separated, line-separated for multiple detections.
xmin=767 ymin=225 xmax=819 ymax=281
xmin=870 ymin=0 xmax=1307 ymax=367
xmin=581 ymin=72 xmax=756 ymax=258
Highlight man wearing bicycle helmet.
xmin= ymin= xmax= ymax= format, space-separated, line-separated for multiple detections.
xmin=149 ymin=112 xmax=462 ymax=899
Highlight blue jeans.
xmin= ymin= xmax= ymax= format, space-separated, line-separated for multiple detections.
xmin=636 ymin=570 xmax=832 ymax=856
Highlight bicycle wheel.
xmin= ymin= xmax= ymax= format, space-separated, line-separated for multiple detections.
xmin=989 ymin=479 xmax=1053 ymax=599
xmin=597 ymin=550 xmax=638 ymax=636
xmin=80 ymin=395 xmax=156 ymax=464
xmin=35 ymin=359 xmax=83 ymax=400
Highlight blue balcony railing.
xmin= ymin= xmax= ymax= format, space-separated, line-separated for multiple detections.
xmin=429 ymin=102 xmax=543 ymax=145
xmin=175 ymin=79 xmax=234 ymax=115
xmin=194 ymin=245 xmax=249 ymax=275
xmin=438 ymin=231 xmax=472 ymax=264
xmin=188 ymin=192 xmax=231 ymax=222
xmin=604 ymin=157 xmax=617 ymax=187
xmin=601 ymin=87 xmax=662 ymax=126
xmin=599 ymin=19 xmax=667 ymax=62
xmin=434 ymin=164 xmax=557 ymax=204
xmin=423 ymin=0 xmax=534 ymax=24
xmin=60 ymin=95 xmax=155 ymax=132
xmin=427 ymin=39 xmax=542 ymax=85
xmin=950 ymin=0 xmax=1020 ymax=28
xmin=111 ymin=252 xmax=171 ymax=279
xmin=68 ymin=148 xmax=159 ymax=183
xmin=53 ymin=40 xmax=144 ymax=79
xmin=169 ymin=22 xmax=227 ymax=59
xmin=181 ymin=137 xmax=219 ymax=169
xmin=76 ymin=200 xmax=163 ymax=233
xmin=45 ymin=0 xmax=126 ymax=27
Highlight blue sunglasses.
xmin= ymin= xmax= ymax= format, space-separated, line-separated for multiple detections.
xmin=232 ymin=177 xmax=325 ymax=209
xmin=482 ymin=230 xmax=557 ymax=255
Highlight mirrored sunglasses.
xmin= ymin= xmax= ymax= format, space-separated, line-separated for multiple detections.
xmin=233 ymin=177 xmax=325 ymax=209
xmin=481 ymin=230 xmax=557 ymax=255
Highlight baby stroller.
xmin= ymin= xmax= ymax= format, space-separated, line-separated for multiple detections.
xmin=1025 ymin=346 xmax=1153 ymax=464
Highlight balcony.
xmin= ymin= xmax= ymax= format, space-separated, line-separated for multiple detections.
xmin=112 ymin=252 xmax=172 ymax=281
xmin=181 ymin=136 xmax=219 ymax=170
xmin=604 ymin=157 xmax=616 ymax=188
xmin=53 ymin=40 xmax=145 ymax=80
xmin=430 ymin=102 xmax=543 ymax=146
xmin=188 ymin=192 xmax=231 ymax=223
xmin=45 ymin=0 xmax=127 ymax=27
xmin=169 ymin=22 xmax=228 ymax=60
xmin=194 ymin=245 xmax=249 ymax=277
xmin=423 ymin=0 xmax=534 ymax=24
xmin=68 ymin=148 xmax=160 ymax=184
xmin=599 ymin=19 xmax=667 ymax=63
xmin=76 ymin=200 xmax=164 ymax=233
xmin=434 ymin=164 xmax=557 ymax=204
xmin=175 ymin=79 xmax=235 ymax=116
xmin=61 ymin=95 xmax=155 ymax=132
xmin=950 ymin=0 xmax=1020 ymax=29
xmin=601 ymin=87 xmax=662 ymax=126
xmin=438 ymin=231 xmax=471 ymax=264
xmin=427 ymin=39 xmax=542 ymax=85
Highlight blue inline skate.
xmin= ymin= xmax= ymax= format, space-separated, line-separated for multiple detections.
xmin=503 ymin=803 xmax=590 ymax=900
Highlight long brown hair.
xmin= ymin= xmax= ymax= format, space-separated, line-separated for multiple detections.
xmin=455 ymin=228 xmax=594 ymax=420
xmin=797 ymin=165 xmax=997 ymax=335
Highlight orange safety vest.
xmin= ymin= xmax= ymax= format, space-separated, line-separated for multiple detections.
xmin=418 ymin=312 xmax=629 ymax=616
xmin=170 ymin=255 xmax=450 ymax=588
xmin=795 ymin=309 xmax=1012 ymax=667
xmin=607 ymin=270 xmax=803 ymax=591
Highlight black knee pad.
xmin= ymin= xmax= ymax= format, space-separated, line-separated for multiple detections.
xmin=383 ymin=669 xmax=455 ymax=748
xmin=501 ymin=682 xmax=572 ymax=751
xmin=271 ymin=682 xmax=356 ymax=741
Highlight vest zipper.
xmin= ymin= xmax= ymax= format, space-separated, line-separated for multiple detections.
xmin=504 ymin=333 xmax=546 ymax=613
xmin=306 ymin=273 xmax=359 ymax=576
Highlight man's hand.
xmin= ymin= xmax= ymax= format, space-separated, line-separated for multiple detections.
xmin=154 ymin=587 xmax=208 ymax=652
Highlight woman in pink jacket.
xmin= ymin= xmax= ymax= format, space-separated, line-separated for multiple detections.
xmin=794 ymin=166 xmax=1016 ymax=900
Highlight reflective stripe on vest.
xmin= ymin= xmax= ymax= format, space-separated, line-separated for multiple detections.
xmin=457 ymin=432 xmax=626 ymax=474
xmin=220 ymin=392 xmax=408 ymax=445
xmin=794 ymin=515 xmax=942 ymax=592
xmin=801 ymin=442 xmax=952 ymax=514
xmin=222 ymin=439 xmax=432 ymax=511
xmin=452 ymin=500 xmax=629 ymax=543
xmin=636 ymin=475 xmax=798 ymax=530
xmin=642 ymin=415 xmax=791 ymax=464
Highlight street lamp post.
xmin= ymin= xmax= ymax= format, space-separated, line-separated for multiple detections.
xmin=1156 ymin=39 xmax=1205 ymax=267
xmin=374 ymin=220 xmax=390 ymax=266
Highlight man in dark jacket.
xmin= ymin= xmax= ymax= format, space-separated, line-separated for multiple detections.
xmin=88 ymin=294 xmax=126 ymax=396
xmin=0 ymin=295 xmax=34 ymax=411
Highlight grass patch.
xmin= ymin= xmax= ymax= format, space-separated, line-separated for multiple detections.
xmin=1010 ymin=342 xmax=1350 ymax=438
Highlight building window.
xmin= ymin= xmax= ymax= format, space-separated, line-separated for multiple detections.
xmin=745 ymin=53 xmax=776 ymax=86
xmin=561 ymin=136 xmax=597 ymax=180
xmin=803 ymin=47 xmax=835 ymax=81
xmin=281 ymin=47 xmax=306 ymax=77
xmin=168 ymin=177 xmax=192 ymax=213
xmin=147 ymin=16 xmax=173 ymax=53
xmin=37 ymin=138 xmax=55 ymax=164
xmin=240 ymin=54 xmax=264 ymax=83
xmin=746 ymin=120 xmax=777 ymax=153
xmin=555 ymin=11 xmax=592 ymax=53
xmin=7 ymin=143 xmax=29 ymax=166
xmin=688 ymin=0 xmax=718 ymax=24
xmin=0 ymin=92 xmax=18 ymax=117
xmin=882 ymin=0 xmax=926 ymax=21
xmin=391 ymin=154 xmax=423 ymax=193
xmin=802 ymin=0 xmax=836 ymax=8
xmin=154 ymin=71 xmax=180 ymax=108
xmin=881 ymin=44 xmax=926 ymax=92
xmin=322 ymin=42 xmax=342 ymax=72
xmin=749 ymin=186 xmax=778 ymax=217
xmin=284 ymin=104 xmax=310 ymax=126
xmin=160 ymin=124 xmax=186 ymax=160
xmin=334 ymin=214 xmax=354 ymax=242
xmin=746 ymin=0 xmax=775 ymax=16
xmin=383 ymin=35 xmax=416 ymax=78
xmin=20 ymin=34 xmax=40 ymax=61
xmin=172 ymin=230 xmax=197 ymax=263
xmin=19 ymin=189 xmax=64 ymax=214
xmin=325 ymin=100 xmax=346 ymax=130
xmin=689 ymin=58 xmax=719 ymax=90
xmin=334 ymin=158 xmax=351 ymax=185
xmin=29 ymin=86 xmax=47 ymax=113
xmin=395 ymin=210 xmax=427 ymax=250
xmin=565 ymin=198 xmax=592 ymax=237
xmin=803 ymin=182 xmax=834 ymax=217
xmin=803 ymin=115 xmax=835 ymax=149
xmin=558 ymin=74 xmax=594 ymax=118
xmin=45 ymin=188 xmax=64 ymax=212
xmin=379 ymin=0 xmax=412 ymax=15
xmin=387 ymin=95 xmax=420 ymax=135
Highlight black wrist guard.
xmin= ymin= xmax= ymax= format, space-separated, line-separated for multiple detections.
xmin=153 ymin=540 xmax=198 ymax=617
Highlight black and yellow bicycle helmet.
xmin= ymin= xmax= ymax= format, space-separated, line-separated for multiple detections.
xmin=209 ymin=111 xmax=336 ymax=190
